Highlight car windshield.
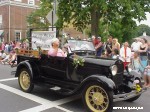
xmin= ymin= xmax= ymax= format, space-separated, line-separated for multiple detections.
xmin=67 ymin=40 xmax=95 ymax=52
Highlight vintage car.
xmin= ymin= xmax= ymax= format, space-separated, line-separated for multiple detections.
xmin=14 ymin=39 xmax=146 ymax=112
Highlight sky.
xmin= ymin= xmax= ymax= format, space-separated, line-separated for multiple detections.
xmin=136 ymin=12 xmax=150 ymax=27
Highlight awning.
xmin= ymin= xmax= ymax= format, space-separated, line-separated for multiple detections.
xmin=0 ymin=30 xmax=4 ymax=36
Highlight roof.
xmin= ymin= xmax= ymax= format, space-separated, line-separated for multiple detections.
xmin=135 ymin=35 xmax=150 ymax=42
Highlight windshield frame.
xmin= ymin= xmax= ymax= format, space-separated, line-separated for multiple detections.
xmin=67 ymin=39 xmax=96 ymax=52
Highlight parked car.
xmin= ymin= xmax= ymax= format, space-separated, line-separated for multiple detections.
xmin=14 ymin=39 xmax=146 ymax=112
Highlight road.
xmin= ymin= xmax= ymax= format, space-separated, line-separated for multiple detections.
xmin=0 ymin=64 xmax=150 ymax=112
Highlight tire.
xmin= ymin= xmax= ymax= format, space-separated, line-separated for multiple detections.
xmin=126 ymin=77 xmax=142 ymax=102
xmin=82 ymin=82 xmax=113 ymax=112
xmin=18 ymin=68 xmax=34 ymax=93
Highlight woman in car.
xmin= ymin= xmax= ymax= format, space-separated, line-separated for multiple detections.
xmin=48 ymin=38 xmax=66 ymax=57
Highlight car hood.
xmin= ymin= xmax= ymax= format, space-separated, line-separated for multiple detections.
xmin=83 ymin=56 xmax=116 ymax=67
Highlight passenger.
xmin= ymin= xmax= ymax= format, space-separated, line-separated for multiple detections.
xmin=62 ymin=45 xmax=68 ymax=56
xmin=48 ymin=38 xmax=66 ymax=57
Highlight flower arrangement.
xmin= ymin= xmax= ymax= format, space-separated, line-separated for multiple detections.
xmin=73 ymin=54 xmax=85 ymax=68
xmin=135 ymin=84 xmax=141 ymax=93
xmin=133 ymin=80 xmax=141 ymax=93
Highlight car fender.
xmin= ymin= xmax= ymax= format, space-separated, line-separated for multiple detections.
xmin=130 ymin=70 xmax=142 ymax=80
xmin=15 ymin=61 xmax=35 ymax=79
xmin=81 ymin=75 xmax=116 ymax=91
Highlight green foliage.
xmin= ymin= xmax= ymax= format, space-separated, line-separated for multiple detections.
xmin=27 ymin=0 xmax=53 ymax=29
xmin=57 ymin=0 xmax=150 ymax=40
xmin=134 ymin=24 xmax=150 ymax=37
xmin=73 ymin=55 xmax=85 ymax=68
xmin=27 ymin=0 xmax=150 ymax=41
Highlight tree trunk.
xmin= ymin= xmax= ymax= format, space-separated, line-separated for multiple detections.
xmin=91 ymin=9 xmax=100 ymax=37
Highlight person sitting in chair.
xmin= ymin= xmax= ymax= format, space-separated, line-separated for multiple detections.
xmin=48 ymin=38 xmax=66 ymax=57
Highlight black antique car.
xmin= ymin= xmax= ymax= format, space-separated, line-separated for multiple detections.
xmin=14 ymin=39 xmax=146 ymax=112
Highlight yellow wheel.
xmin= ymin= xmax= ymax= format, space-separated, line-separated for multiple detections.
xmin=18 ymin=68 xmax=34 ymax=93
xmin=82 ymin=83 xmax=113 ymax=112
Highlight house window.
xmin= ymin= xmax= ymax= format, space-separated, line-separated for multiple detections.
xmin=28 ymin=0 xmax=35 ymax=5
xmin=15 ymin=31 xmax=21 ymax=42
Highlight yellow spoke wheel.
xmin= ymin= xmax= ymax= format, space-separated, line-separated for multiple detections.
xmin=83 ymin=83 xmax=113 ymax=112
xmin=18 ymin=68 xmax=34 ymax=93
xmin=20 ymin=71 xmax=30 ymax=90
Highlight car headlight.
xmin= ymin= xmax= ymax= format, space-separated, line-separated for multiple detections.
xmin=111 ymin=65 xmax=118 ymax=76
xmin=128 ymin=64 xmax=132 ymax=72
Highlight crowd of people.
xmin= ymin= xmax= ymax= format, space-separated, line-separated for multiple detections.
xmin=0 ymin=36 xmax=150 ymax=87
xmin=92 ymin=35 xmax=150 ymax=87
xmin=0 ymin=41 xmax=28 ymax=67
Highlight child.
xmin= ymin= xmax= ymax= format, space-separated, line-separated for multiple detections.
xmin=112 ymin=49 xmax=119 ymax=59
xmin=143 ymin=65 xmax=150 ymax=87
xmin=1 ymin=53 xmax=12 ymax=65
xmin=132 ymin=52 xmax=144 ymax=72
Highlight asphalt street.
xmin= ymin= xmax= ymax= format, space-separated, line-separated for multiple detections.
xmin=0 ymin=64 xmax=150 ymax=112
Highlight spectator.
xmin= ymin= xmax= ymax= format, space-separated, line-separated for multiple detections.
xmin=92 ymin=35 xmax=99 ymax=47
xmin=0 ymin=50 xmax=6 ymax=60
xmin=106 ymin=36 xmax=113 ymax=57
xmin=143 ymin=65 xmax=150 ymax=87
xmin=131 ymin=38 xmax=142 ymax=52
xmin=1 ymin=42 xmax=5 ymax=51
xmin=1 ymin=53 xmax=12 ymax=65
xmin=120 ymin=42 xmax=132 ymax=69
xmin=112 ymin=38 xmax=120 ymax=51
xmin=4 ymin=42 xmax=9 ymax=53
xmin=8 ymin=42 xmax=13 ymax=53
xmin=112 ymin=49 xmax=119 ymax=59
xmin=138 ymin=38 xmax=148 ymax=72
xmin=9 ymin=50 xmax=17 ymax=67
xmin=132 ymin=51 xmax=144 ymax=72
xmin=147 ymin=42 xmax=150 ymax=64
xmin=95 ymin=37 xmax=103 ymax=57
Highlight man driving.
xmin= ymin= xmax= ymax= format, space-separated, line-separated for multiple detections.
xmin=48 ymin=38 xmax=66 ymax=57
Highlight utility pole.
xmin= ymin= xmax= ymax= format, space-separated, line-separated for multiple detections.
xmin=9 ymin=0 xmax=10 ymax=42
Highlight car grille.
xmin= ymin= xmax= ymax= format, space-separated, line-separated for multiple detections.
xmin=113 ymin=60 xmax=124 ymax=86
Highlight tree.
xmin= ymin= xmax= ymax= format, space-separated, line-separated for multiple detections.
xmin=57 ymin=0 xmax=150 ymax=37
xmin=134 ymin=24 xmax=150 ymax=37
xmin=27 ymin=0 xmax=53 ymax=29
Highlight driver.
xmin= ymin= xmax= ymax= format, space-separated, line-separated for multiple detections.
xmin=48 ymin=38 xmax=66 ymax=57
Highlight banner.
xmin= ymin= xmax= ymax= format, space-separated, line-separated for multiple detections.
xmin=32 ymin=31 xmax=56 ymax=50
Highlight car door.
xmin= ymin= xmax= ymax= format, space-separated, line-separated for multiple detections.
xmin=40 ymin=54 xmax=67 ymax=80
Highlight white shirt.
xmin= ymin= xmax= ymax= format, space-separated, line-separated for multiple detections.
xmin=119 ymin=47 xmax=131 ymax=62
xmin=131 ymin=41 xmax=142 ymax=51
xmin=0 ymin=52 xmax=6 ymax=59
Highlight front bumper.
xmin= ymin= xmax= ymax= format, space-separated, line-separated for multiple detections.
xmin=113 ymin=87 xmax=147 ymax=102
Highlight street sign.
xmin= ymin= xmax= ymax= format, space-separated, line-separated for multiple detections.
xmin=46 ymin=10 xmax=58 ymax=25
xmin=46 ymin=0 xmax=58 ymax=25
